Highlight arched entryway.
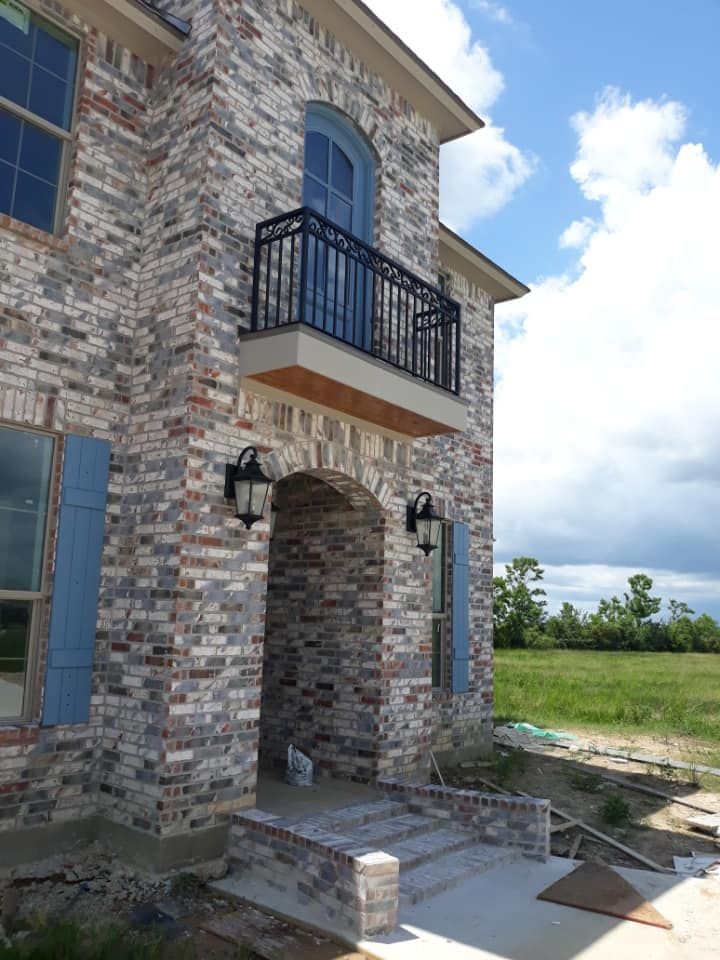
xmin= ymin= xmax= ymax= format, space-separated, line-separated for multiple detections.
xmin=257 ymin=469 xmax=385 ymax=784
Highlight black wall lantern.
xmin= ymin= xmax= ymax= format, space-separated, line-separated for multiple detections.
xmin=406 ymin=492 xmax=444 ymax=556
xmin=224 ymin=446 xmax=272 ymax=529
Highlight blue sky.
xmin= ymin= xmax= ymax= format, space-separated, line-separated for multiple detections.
xmin=369 ymin=0 xmax=720 ymax=621
xmin=467 ymin=0 xmax=720 ymax=284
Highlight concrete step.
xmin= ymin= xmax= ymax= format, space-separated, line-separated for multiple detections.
xmin=399 ymin=843 xmax=520 ymax=907
xmin=384 ymin=826 xmax=479 ymax=872
xmin=343 ymin=813 xmax=443 ymax=848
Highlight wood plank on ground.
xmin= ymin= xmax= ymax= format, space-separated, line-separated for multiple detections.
xmin=199 ymin=903 xmax=366 ymax=960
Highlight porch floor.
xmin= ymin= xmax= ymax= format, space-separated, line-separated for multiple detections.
xmin=255 ymin=768 xmax=378 ymax=820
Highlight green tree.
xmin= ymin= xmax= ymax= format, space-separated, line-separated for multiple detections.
xmin=493 ymin=557 xmax=547 ymax=648
xmin=667 ymin=598 xmax=695 ymax=622
xmin=545 ymin=602 xmax=589 ymax=647
xmin=624 ymin=573 xmax=662 ymax=625
xmin=692 ymin=614 xmax=720 ymax=653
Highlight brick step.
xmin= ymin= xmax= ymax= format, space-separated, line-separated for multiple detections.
xmin=399 ymin=843 xmax=520 ymax=907
xmin=343 ymin=813 xmax=443 ymax=847
xmin=382 ymin=826 xmax=479 ymax=872
xmin=290 ymin=798 xmax=410 ymax=833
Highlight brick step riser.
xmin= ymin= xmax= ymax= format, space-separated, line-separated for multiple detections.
xmin=399 ymin=849 xmax=520 ymax=907
xmin=393 ymin=831 xmax=480 ymax=873
xmin=344 ymin=816 xmax=447 ymax=848
xmin=307 ymin=800 xmax=411 ymax=833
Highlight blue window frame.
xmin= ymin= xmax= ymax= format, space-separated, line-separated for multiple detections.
xmin=302 ymin=104 xmax=375 ymax=347
xmin=0 ymin=7 xmax=78 ymax=233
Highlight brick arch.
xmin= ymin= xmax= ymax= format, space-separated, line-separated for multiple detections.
xmin=267 ymin=440 xmax=392 ymax=511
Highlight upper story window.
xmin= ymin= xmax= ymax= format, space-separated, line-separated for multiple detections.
xmin=0 ymin=424 xmax=54 ymax=721
xmin=0 ymin=5 xmax=78 ymax=233
xmin=302 ymin=104 xmax=375 ymax=245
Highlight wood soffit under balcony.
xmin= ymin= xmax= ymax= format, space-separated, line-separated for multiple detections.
xmin=239 ymin=326 xmax=468 ymax=439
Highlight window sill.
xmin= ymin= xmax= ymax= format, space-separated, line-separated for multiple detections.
xmin=0 ymin=214 xmax=72 ymax=253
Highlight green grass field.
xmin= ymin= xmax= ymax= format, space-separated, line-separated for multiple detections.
xmin=494 ymin=650 xmax=720 ymax=746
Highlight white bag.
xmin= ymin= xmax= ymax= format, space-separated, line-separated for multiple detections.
xmin=286 ymin=744 xmax=313 ymax=786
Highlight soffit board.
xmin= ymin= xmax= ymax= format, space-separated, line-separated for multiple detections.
xmin=59 ymin=0 xmax=185 ymax=64
xmin=439 ymin=223 xmax=530 ymax=303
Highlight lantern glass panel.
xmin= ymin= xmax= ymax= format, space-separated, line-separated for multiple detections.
xmin=250 ymin=480 xmax=269 ymax=518
xmin=234 ymin=478 xmax=252 ymax=517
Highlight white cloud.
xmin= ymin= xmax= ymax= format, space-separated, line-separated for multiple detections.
xmin=364 ymin=0 xmax=533 ymax=227
xmin=494 ymin=87 xmax=720 ymax=616
xmin=471 ymin=0 xmax=515 ymax=27
xmin=559 ymin=216 xmax=595 ymax=250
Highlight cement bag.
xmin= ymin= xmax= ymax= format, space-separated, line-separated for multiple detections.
xmin=286 ymin=744 xmax=313 ymax=786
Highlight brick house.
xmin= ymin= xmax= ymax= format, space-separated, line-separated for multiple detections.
xmin=0 ymin=0 xmax=530 ymax=889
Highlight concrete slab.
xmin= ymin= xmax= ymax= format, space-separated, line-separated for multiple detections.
xmin=255 ymin=770 xmax=377 ymax=819
xmin=216 ymin=856 xmax=720 ymax=960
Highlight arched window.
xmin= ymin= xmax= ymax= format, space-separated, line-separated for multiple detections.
xmin=302 ymin=104 xmax=375 ymax=244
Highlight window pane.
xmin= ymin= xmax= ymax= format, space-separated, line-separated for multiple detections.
xmin=0 ymin=46 xmax=31 ymax=108
xmin=0 ymin=16 xmax=34 ymax=58
xmin=331 ymin=143 xmax=353 ymax=197
xmin=0 ymin=109 xmax=21 ymax=164
xmin=305 ymin=131 xmax=328 ymax=181
xmin=19 ymin=121 xmax=61 ymax=183
xmin=0 ymin=427 xmax=53 ymax=591
xmin=28 ymin=66 xmax=71 ymax=128
xmin=34 ymin=23 xmax=76 ymax=82
xmin=0 ymin=599 xmax=31 ymax=718
xmin=303 ymin=175 xmax=327 ymax=216
xmin=0 ymin=159 xmax=15 ymax=215
xmin=432 ymin=525 xmax=446 ymax=613
xmin=13 ymin=169 xmax=56 ymax=232
xmin=329 ymin=193 xmax=352 ymax=231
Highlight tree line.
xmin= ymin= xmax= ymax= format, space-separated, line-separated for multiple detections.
xmin=493 ymin=557 xmax=720 ymax=652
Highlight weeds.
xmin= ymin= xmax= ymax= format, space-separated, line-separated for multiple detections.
xmin=569 ymin=771 xmax=603 ymax=793
xmin=493 ymin=749 xmax=526 ymax=786
xmin=0 ymin=920 xmax=163 ymax=960
xmin=599 ymin=793 xmax=632 ymax=827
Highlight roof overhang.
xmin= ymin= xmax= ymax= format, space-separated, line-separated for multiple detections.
xmin=439 ymin=223 xmax=529 ymax=303
xmin=59 ymin=0 xmax=187 ymax=64
xmin=300 ymin=0 xmax=483 ymax=143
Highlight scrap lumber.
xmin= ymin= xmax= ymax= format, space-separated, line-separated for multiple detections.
xmin=568 ymin=833 xmax=583 ymax=859
xmin=582 ymin=769 xmax=718 ymax=814
xmin=471 ymin=775 xmax=674 ymax=874
xmin=685 ymin=813 xmax=720 ymax=838
xmin=550 ymin=818 xmax=581 ymax=834
xmin=493 ymin=729 xmax=720 ymax=778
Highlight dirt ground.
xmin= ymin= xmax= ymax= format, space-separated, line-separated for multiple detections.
xmin=440 ymin=727 xmax=720 ymax=873
xmin=0 ymin=846 xmax=363 ymax=959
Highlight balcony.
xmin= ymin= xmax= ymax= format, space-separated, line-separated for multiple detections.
xmin=239 ymin=208 xmax=467 ymax=437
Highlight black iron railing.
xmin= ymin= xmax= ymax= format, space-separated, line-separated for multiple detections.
xmin=250 ymin=207 xmax=461 ymax=395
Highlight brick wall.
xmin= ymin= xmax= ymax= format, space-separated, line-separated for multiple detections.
xmin=0 ymin=0 xmax=496 ymax=860
xmin=260 ymin=473 xmax=386 ymax=782
xmin=379 ymin=778 xmax=551 ymax=860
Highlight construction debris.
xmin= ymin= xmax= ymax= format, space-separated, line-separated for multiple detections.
xmin=494 ymin=725 xmax=720 ymax=779
xmin=672 ymin=855 xmax=720 ymax=879
xmin=686 ymin=813 xmax=720 ymax=838
xmin=537 ymin=861 xmax=673 ymax=929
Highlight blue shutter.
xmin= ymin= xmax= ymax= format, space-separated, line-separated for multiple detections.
xmin=42 ymin=435 xmax=111 ymax=726
xmin=451 ymin=521 xmax=470 ymax=694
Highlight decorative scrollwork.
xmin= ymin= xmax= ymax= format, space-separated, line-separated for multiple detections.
xmin=252 ymin=206 xmax=462 ymax=394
